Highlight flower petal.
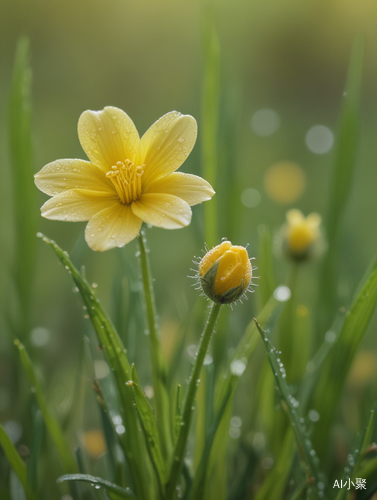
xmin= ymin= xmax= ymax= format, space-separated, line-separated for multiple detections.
xmin=85 ymin=204 xmax=142 ymax=251
xmin=78 ymin=107 xmax=140 ymax=172
xmin=34 ymin=159 xmax=114 ymax=196
xmin=41 ymin=190 xmax=117 ymax=221
xmin=145 ymin=172 xmax=215 ymax=206
xmin=136 ymin=112 xmax=197 ymax=188
xmin=131 ymin=193 xmax=191 ymax=229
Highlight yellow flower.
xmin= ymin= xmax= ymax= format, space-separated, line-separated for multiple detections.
xmin=199 ymin=241 xmax=253 ymax=304
xmin=35 ymin=107 xmax=215 ymax=251
xmin=282 ymin=209 xmax=323 ymax=261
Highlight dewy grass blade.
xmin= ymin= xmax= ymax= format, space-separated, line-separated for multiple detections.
xmin=334 ymin=409 xmax=375 ymax=500
xmin=57 ymin=474 xmax=136 ymax=499
xmin=127 ymin=365 xmax=166 ymax=497
xmin=313 ymin=265 xmax=377 ymax=458
xmin=254 ymin=320 xmax=326 ymax=497
xmin=14 ymin=339 xmax=77 ymax=474
xmin=137 ymin=231 xmax=172 ymax=460
xmin=8 ymin=37 xmax=38 ymax=334
xmin=40 ymin=233 xmax=156 ymax=500
xmin=318 ymin=37 xmax=364 ymax=333
xmin=195 ymin=295 xmax=281 ymax=498
xmin=201 ymin=16 xmax=220 ymax=248
xmin=0 ymin=423 xmax=35 ymax=500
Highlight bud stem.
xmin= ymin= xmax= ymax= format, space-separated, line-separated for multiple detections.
xmin=166 ymin=301 xmax=222 ymax=499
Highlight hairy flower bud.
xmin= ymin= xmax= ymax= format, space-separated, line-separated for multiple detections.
xmin=199 ymin=241 xmax=253 ymax=304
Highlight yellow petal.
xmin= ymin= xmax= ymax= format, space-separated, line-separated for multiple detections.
xmin=145 ymin=172 xmax=215 ymax=206
xmin=136 ymin=112 xmax=197 ymax=188
xmin=85 ymin=204 xmax=142 ymax=251
xmin=78 ymin=107 xmax=140 ymax=172
xmin=34 ymin=159 xmax=114 ymax=196
xmin=41 ymin=190 xmax=117 ymax=221
xmin=131 ymin=193 xmax=191 ymax=229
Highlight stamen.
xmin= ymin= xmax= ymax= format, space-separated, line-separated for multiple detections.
xmin=106 ymin=159 xmax=145 ymax=205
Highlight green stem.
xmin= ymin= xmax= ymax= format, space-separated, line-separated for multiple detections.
xmin=166 ymin=302 xmax=222 ymax=499
xmin=137 ymin=231 xmax=172 ymax=459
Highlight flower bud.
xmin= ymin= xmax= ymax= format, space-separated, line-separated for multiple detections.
xmin=199 ymin=241 xmax=252 ymax=304
xmin=281 ymin=209 xmax=323 ymax=262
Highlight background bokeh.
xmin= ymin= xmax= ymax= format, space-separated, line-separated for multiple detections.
xmin=1 ymin=0 xmax=377 ymax=496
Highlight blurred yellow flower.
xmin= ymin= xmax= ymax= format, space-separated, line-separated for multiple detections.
xmin=199 ymin=241 xmax=253 ymax=304
xmin=282 ymin=209 xmax=323 ymax=262
xmin=83 ymin=429 xmax=106 ymax=458
xmin=35 ymin=107 xmax=215 ymax=251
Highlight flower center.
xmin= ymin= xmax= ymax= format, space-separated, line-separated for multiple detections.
xmin=106 ymin=160 xmax=145 ymax=205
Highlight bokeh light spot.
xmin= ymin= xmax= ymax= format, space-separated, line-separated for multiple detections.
xmin=94 ymin=360 xmax=110 ymax=379
xmin=241 ymin=188 xmax=261 ymax=208
xmin=264 ymin=161 xmax=306 ymax=204
xmin=251 ymin=109 xmax=280 ymax=137
xmin=30 ymin=327 xmax=50 ymax=347
xmin=305 ymin=125 xmax=334 ymax=154
xmin=273 ymin=286 xmax=291 ymax=302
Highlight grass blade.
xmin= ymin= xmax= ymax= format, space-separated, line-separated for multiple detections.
xmin=127 ymin=365 xmax=166 ymax=497
xmin=137 ymin=231 xmax=172 ymax=460
xmin=0 ymin=423 xmax=34 ymax=500
xmin=173 ymin=384 xmax=182 ymax=446
xmin=313 ymin=265 xmax=377 ymax=457
xmin=14 ymin=340 xmax=77 ymax=474
xmin=201 ymin=15 xmax=220 ymax=248
xmin=57 ymin=474 xmax=136 ymax=499
xmin=191 ymin=295 xmax=281 ymax=499
xmin=254 ymin=319 xmax=325 ymax=496
xmin=26 ymin=407 xmax=43 ymax=495
xmin=257 ymin=225 xmax=277 ymax=309
xmin=334 ymin=409 xmax=375 ymax=500
xmin=40 ymin=233 xmax=155 ymax=500
xmin=8 ymin=37 xmax=37 ymax=334
xmin=318 ymin=36 xmax=364 ymax=333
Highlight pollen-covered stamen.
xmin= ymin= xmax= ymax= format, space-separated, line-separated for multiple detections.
xmin=106 ymin=159 xmax=145 ymax=205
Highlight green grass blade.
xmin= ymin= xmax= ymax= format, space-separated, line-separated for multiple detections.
xmin=254 ymin=320 xmax=325 ymax=494
xmin=313 ymin=265 xmax=377 ymax=457
xmin=8 ymin=37 xmax=37 ymax=333
xmin=221 ymin=294 xmax=280 ymax=388
xmin=128 ymin=365 xmax=166 ymax=496
xmin=137 ymin=231 xmax=172 ymax=460
xmin=192 ymin=296 xmax=281 ymax=499
xmin=257 ymin=225 xmax=277 ymax=309
xmin=10 ymin=470 xmax=27 ymax=500
xmin=201 ymin=15 xmax=220 ymax=248
xmin=254 ymin=432 xmax=295 ymax=500
xmin=57 ymin=474 xmax=136 ymax=499
xmin=173 ymin=384 xmax=182 ymax=446
xmin=318 ymin=36 xmax=364 ymax=333
xmin=14 ymin=339 xmax=77 ymax=473
xmin=334 ymin=409 xmax=375 ymax=500
xmin=40 ymin=233 xmax=155 ymax=500
xmin=26 ymin=407 xmax=43 ymax=495
xmin=187 ymin=381 xmax=232 ymax=500
xmin=0 ymin=423 xmax=34 ymax=500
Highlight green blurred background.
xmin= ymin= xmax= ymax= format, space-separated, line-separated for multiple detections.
xmin=1 ymin=0 xmax=377 ymax=494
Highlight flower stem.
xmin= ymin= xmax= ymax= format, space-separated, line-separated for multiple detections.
xmin=165 ymin=301 xmax=222 ymax=499
xmin=137 ymin=230 xmax=172 ymax=459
